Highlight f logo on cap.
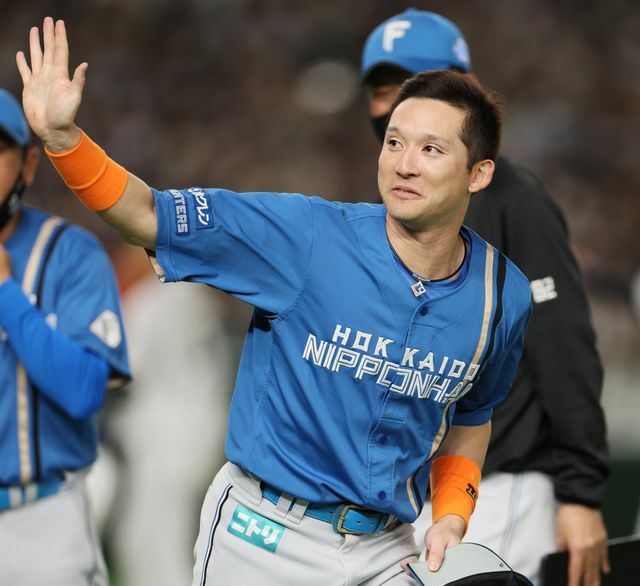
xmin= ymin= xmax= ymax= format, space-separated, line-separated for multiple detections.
xmin=383 ymin=20 xmax=411 ymax=53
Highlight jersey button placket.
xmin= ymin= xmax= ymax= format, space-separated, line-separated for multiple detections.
xmin=419 ymin=305 xmax=428 ymax=316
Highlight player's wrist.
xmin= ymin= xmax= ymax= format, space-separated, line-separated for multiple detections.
xmin=42 ymin=125 xmax=82 ymax=154
xmin=430 ymin=455 xmax=481 ymax=536
xmin=434 ymin=514 xmax=466 ymax=537
xmin=45 ymin=129 xmax=129 ymax=211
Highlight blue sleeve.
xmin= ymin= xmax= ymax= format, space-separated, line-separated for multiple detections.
xmin=452 ymin=298 xmax=533 ymax=426
xmin=151 ymin=187 xmax=313 ymax=315
xmin=52 ymin=228 xmax=130 ymax=382
xmin=0 ymin=278 xmax=109 ymax=419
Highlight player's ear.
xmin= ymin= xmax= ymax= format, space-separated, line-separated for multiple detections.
xmin=22 ymin=146 xmax=41 ymax=187
xmin=468 ymin=159 xmax=494 ymax=194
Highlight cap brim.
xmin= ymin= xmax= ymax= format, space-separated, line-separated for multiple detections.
xmin=407 ymin=543 xmax=532 ymax=585
xmin=361 ymin=58 xmax=469 ymax=84
xmin=361 ymin=62 xmax=411 ymax=85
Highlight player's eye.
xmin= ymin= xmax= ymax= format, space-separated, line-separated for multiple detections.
xmin=386 ymin=138 xmax=401 ymax=149
xmin=423 ymin=145 xmax=442 ymax=154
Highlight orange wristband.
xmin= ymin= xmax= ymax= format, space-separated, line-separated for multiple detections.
xmin=46 ymin=130 xmax=128 ymax=212
xmin=430 ymin=455 xmax=481 ymax=534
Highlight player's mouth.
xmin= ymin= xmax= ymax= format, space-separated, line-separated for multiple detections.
xmin=391 ymin=185 xmax=421 ymax=199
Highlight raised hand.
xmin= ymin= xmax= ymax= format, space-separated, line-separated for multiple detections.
xmin=16 ymin=17 xmax=87 ymax=152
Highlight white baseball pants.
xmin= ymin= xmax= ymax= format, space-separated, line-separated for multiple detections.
xmin=192 ymin=462 xmax=420 ymax=586
xmin=0 ymin=472 xmax=107 ymax=586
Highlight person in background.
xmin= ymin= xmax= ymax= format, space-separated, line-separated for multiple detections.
xmin=0 ymin=87 xmax=129 ymax=586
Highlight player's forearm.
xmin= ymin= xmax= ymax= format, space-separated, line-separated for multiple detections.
xmin=0 ymin=278 xmax=109 ymax=419
xmin=97 ymin=173 xmax=158 ymax=249
xmin=437 ymin=422 xmax=491 ymax=468
xmin=46 ymin=128 xmax=158 ymax=250
xmin=428 ymin=422 xmax=490 ymax=537
xmin=525 ymin=313 xmax=608 ymax=505
xmin=504 ymin=182 xmax=608 ymax=501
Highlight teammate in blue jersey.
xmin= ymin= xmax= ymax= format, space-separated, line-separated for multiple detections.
xmin=0 ymin=87 xmax=130 ymax=586
xmin=17 ymin=18 xmax=531 ymax=585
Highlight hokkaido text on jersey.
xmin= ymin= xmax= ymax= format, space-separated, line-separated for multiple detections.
xmin=151 ymin=189 xmax=531 ymax=523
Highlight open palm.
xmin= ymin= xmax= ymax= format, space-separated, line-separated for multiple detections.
xmin=16 ymin=17 xmax=87 ymax=149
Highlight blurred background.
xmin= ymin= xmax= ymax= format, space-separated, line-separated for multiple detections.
xmin=2 ymin=0 xmax=639 ymax=584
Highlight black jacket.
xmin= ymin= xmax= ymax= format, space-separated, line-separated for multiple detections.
xmin=465 ymin=156 xmax=609 ymax=507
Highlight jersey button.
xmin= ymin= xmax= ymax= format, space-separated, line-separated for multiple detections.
xmin=377 ymin=491 xmax=387 ymax=501
xmin=419 ymin=306 xmax=428 ymax=316
xmin=379 ymin=434 xmax=388 ymax=445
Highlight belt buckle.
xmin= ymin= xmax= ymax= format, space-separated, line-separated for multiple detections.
xmin=331 ymin=503 xmax=370 ymax=535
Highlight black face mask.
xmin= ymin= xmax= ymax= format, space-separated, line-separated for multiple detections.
xmin=370 ymin=114 xmax=389 ymax=144
xmin=0 ymin=174 xmax=25 ymax=232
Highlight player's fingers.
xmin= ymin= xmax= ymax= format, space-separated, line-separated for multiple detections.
xmin=400 ymin=556 xmax=418 ymax=576
xmin=0 ymin=243 xmax=12 ymax=275
xmin=427 ymin=539 xmax=445 ymax=572
xmin=566 ymin=548 xmax=585 ymax=586
xmin=28 ymin=26 xmax=43 ymax=73
xmin=582 ymin=546 xmax=599 ymax=586
xmin=427 ymin=549 xmax=444 ymax=572
xmin=16 ymin=51 xmax=32 ymax=84
xmin=42 ymin=16 xmax=55 ymax=66
xmin=70 ymin=62 xmax=88 ymax=94
xmin=53 ymin=19 xmax=69 ymax=71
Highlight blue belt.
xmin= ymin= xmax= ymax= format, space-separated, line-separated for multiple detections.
xmin=262 ymin=485 xmax=390 ymax=535
xmin=0 ymin=477 xmax=64 ymax=511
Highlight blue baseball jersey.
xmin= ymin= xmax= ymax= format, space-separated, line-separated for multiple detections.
xmin=152 ymin=188 xmax=532 ymax=522
xmin=0 ymin=206 xmax=130 ymax=486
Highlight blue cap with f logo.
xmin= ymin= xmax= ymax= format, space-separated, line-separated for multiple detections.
xmin=361 ymin=9 xmax=472 ymax=82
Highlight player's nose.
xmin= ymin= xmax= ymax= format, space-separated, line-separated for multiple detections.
xmin=394 ymin=148 xmax=420 ymax=178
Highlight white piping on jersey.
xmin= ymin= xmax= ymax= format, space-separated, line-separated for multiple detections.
xmin=16 ymin=216 xmax=64 ymax=484
xmin=405 ymin=244 xmax=496 ymax=516
xmin=428 ymin=244 xmax=495 ymax=459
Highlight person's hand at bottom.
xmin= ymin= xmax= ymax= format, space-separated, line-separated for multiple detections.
xmin=400 ymin=514 xmax=466 ymax=575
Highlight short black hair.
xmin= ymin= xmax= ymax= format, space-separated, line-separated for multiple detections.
xmin=389 ymin=70 xmax=505 ymax=167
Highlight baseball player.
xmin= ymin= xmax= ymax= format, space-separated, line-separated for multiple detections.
xmin=0 ymin=87 xmax=129 ymax=585
xmin=360 ymin=9 xmax=610 ymax=586
xmin=17 ymin=18 xmax=532 ymax=584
